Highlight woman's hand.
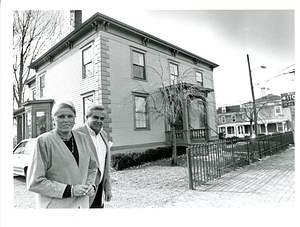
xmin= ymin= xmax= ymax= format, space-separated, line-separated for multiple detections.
xmin=73 ymin=184 xmax=89 ymax=197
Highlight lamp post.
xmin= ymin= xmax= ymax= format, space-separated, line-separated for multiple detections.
xmin=247 ymin=54 xmax=266 ymax=137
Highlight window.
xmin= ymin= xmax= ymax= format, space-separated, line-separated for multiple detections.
xmin=221 ymin=106 xmax=226 ymax=113
xmin=170 ymin=62 xmax=179 ymax=84
xmin=196 ymin=71 xmax=203 ymax=86
xmin=40 ymin=74 xmax=45 ymax=98
xmin=198 ymin=101 xmax=205 ymax=127
xmin=132 ymin=50 xmax=145 ymax=80
xmin=36 ymin=111 xmax=46 ymax=136
xmin=134 ymin=94 xmax=149 ymax=129
xmin=231 ymin=115 xmax=236 ymax=122
xmin=83 ymin=94 xmax=94 ymax=121
xmin=274 ymin=106 xmax=282 ymax=116
xmin=32 ymin=90 xmax=36 ymax=100
xmin=227 ymin=126 xmax=235 ymax=135
xmin=221 ymin=116 xmax=226 ymax=123
xmin=238 ymin=126 xmax=244 ymax=134
xmin=82 ymin=46 xmax=93 ymax=79
xmin=219 ymin=127 xmax=226 ymax=134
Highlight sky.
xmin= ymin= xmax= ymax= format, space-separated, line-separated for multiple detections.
xmin=81 ymin=9 xmax=295 ymax=107
xmin=1 ymin=0 xmax=296 ymax=109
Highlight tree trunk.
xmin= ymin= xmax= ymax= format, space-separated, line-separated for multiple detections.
xmin=249 ymin=118 xmax=253 ymax=137
xmin=170 ymin=125 xmax=177 ymax=166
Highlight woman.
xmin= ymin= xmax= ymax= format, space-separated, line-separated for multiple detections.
xmin=27 ymin=100 xmax=98 ymax=208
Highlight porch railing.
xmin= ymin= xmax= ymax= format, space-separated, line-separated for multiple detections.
xmin=165 ymin=128 xmax=206 ymax=142
xmin=186 ymin=131 xmax=294 ymax=189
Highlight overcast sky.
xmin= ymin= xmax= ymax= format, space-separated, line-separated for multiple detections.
xmin=82 ymin=9 xmax=295 ymax=107
xmin=2 ymin=0 xmax=296 ymax=109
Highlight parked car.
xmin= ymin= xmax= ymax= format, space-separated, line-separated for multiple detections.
xmin=13 ymin=138 xmax=37 ymax=177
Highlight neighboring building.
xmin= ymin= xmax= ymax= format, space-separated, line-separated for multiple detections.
xmin=14 ymin=11 xmax=219 ymax=152
xmin=217 ymin=94 xmax=294 ymax=138
xmin=217 ymin=105 xmax=247 ymax=138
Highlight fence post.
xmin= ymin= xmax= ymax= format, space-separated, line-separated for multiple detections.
xmin=231 ymin=138 xmax=235 ymax=170
xmin=247 ymin=139 xmax=250 ymax=164
xmin=186 ymin=146 xmax=194 ymax=190
xmin=258 ymin=137 xmax=261 ymax=159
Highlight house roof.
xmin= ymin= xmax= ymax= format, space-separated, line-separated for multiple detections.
xmin=256 ymin=94 xmax=281 ymax=103
xmin=29 ymin=12 xmax=219 ymax=70
xmin=216 ymin=105 xmax=242 ymax=114
xmin=242 ymin=94 xmax=281 ymax=107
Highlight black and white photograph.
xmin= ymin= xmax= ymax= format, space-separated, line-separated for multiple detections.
xmin=1 ymin=0 xmax=297 ymax=226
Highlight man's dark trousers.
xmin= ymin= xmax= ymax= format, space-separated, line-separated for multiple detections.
xmin=90 ymin=180 xmax=104 ymax=208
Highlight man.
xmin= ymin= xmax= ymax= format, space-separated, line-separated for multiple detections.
xmin=74 ymin=104 xmax=112 ymax=208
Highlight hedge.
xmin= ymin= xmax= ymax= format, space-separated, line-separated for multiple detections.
xmin=111 ymin=146 xmax=186 ymax=171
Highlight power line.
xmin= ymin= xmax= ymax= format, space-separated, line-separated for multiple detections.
xmin=269 ymin=64 xmax=295 ymax=78
xmin=255 ymin=64 xmax=295 ymax=86
xmin=265 ymin=69 xmax=295 ymax=82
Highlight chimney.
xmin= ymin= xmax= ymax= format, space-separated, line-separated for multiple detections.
xmin=261 ymin=87 xmax=266 ymax=97
xmin=70 ymin=10 xmax=82 ymax=32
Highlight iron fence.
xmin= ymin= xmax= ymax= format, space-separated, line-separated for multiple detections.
xmin=186 ymin=131 xmax=294 ymax=189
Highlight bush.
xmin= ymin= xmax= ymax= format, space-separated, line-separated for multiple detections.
xmin=111 ymin=146 xmax=186 ymax=171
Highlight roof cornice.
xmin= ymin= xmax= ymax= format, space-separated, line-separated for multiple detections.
xmin=29 ymin=12 xmax=219 ymax=70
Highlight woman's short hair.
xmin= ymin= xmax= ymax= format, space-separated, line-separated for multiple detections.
xmin=86 ymin=104 xmax=106 ymax=118
xmin=52 ymin=99 xmax=76 ymax=116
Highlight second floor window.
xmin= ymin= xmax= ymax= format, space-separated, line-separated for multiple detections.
xmin=40 ymin=75 xmax=45 ymax=98
xmin=132 ymin=50 xmax=145 ymax=80
xmin=82 ymin=46 xmax=93 ymax=79
xmin=231 ymin=115 xmax=236 ymax=122
xmin=196 ymin=71 xmax=203 ymax=86
xmin=221 ymin=116 xmax=226 ymax=123
xmin=32 ymin=89 xmax=36 ymax=100
xmin=274 ymin=106 xmax=282 ymax=116
xmin=170 ymin=62 xmax=179 ymax=84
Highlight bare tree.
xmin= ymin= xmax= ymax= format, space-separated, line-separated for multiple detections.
xmin=150 ymin=81 xmax=206 ymax=165
xmin=122 ymin=56 xmax=207 ymax=165
xmin=241 ymin=99 xmax=270 ymax=136
xmin=13 ymin=10 xmax=67 ymax=108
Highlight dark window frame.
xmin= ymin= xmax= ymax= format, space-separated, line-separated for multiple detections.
xmin=82 ymin=45 xmax=93 ymax=79
xmin=39 ymin=74 xmax=45 ymax=98
xmin=82 ymin=93 xmax=94 ymax=122
xmin=196 ymin=70 xmax=203 ymax=86
xmin=169 ymin=62 xmax=179 ymax=84
xmin=133 ymin=92 xmax=150 ymax=130
xmin=131 ymin=48 xmax=146 ymax=81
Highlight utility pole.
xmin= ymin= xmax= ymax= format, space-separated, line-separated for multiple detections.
xmin=247 ymin=54 xmax=258 ymax=137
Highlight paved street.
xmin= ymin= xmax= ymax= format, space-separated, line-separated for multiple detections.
xmin=167 ymin=146 xmax=295 ymax=208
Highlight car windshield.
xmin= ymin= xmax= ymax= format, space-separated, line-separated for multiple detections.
xmin=24 ymin=140 xmax=36 ymax=155
xmin=13 ymin=141 xmax=27 ymax=154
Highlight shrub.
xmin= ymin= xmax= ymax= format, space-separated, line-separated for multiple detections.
xmin=111 ymin=146 xmax=186 ymax=171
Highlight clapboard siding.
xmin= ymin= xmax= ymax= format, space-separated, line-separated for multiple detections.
xmin=29 ymin=12 xmax=219 ymax=152
xmin=40 ymin=37 xmax=98 ymax=126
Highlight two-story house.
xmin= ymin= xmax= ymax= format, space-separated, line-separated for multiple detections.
xmin=243 ymin=94 xmax=292 ymax=135
xmin=217 ymin=94 xmax=293 ymax=138
xmin=217 ymin=105 xmax=248 ymax=138
xmin=13 ymin=11 xmax=219 ymax=152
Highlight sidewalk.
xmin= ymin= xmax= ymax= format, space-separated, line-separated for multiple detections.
xmin=168 ymin=146 xmax=295 ymax=208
